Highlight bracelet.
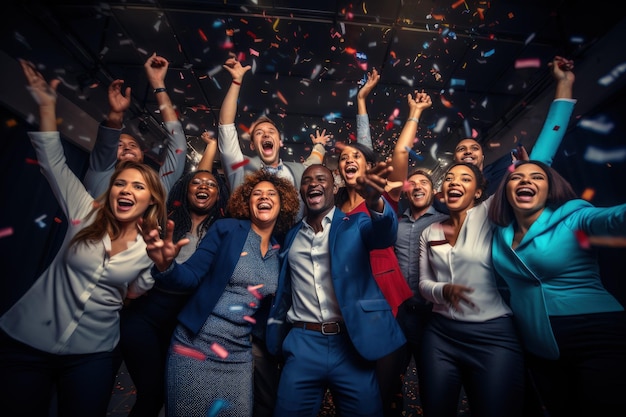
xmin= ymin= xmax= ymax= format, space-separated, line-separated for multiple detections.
xmin=232 ymin=80 xmax=241 ymax=86
xmin=407 ymin=117 xmax=419 ymax=123
xmin=153 ymin=87 xmax=167 ymax=94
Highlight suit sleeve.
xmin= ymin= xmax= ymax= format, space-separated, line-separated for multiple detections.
xmin=529 ymin=98 xmax=576 ymax=166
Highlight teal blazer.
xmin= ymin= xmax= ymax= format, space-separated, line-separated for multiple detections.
xmin=492 ymin=200 xmax=626 ymax=359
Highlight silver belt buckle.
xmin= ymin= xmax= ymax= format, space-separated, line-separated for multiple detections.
xmin=321 ymin=322 xmax=340 ymax=335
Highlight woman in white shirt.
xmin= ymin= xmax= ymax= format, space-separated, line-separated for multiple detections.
xmin=0 ymin=59 xmax=168 ymax=417
xmin=418 ymin=162 xmax=524 ymax=417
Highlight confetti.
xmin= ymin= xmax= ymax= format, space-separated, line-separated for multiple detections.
xmin=231 ymin=159 xmax=250 ymax=170
xmin=243 ymin=315 xmax=256 ymax=324
xmin=206 ymin=399 xmax=228 ymax=417
xmin=580 ymin=188 xmax=595 ymax=201
xmin=0 ymin=227 xmax=14 ymax=239
xmin=172 ymin=343 xmax=207 ymax=361
xmin=574 ymin=230 xmax=590 ymax=250
xmin=210 ymin=342 xmax=229 ymax=359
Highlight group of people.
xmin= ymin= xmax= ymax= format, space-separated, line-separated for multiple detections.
xmin=0 ymin=50 xmax=624 ymax=417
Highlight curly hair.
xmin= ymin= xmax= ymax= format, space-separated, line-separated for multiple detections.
xmin=70 ymin=160 xmax=167 ymax=247
xmin=166 ymin=169 xmax=229 ymax=244
xmin=227 ymin=170 xmax=300 ymax=236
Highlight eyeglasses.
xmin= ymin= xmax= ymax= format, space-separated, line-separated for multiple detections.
xmin=190 ymin=178 xmax=218 ymax=188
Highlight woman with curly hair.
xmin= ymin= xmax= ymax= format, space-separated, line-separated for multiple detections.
xmin=119 ymin=135 xmax=230 ymax=417
xmin=140 ymin=169 xmax=300 ymax=417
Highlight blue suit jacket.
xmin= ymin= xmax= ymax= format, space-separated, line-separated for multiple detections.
xmin=266 ymin=199 xmax=407 ymax=361
xmin=152 ymin=219 xmax=277 ymax=335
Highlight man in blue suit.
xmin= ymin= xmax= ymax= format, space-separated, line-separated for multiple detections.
xmin=267 ymin=163 xmax=407 ymax=416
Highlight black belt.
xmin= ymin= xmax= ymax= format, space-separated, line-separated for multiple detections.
xmin=291 ymin=321 xmax=343 ymax=335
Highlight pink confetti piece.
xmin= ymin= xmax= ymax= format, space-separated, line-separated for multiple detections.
xmin=210 ymin=342 xmax=229 ymax=359
xmin=0 ymin=227 xmax=14 ymax=239
xmin=243 ymin=315 xmax=256 ymax=324
xmin=70 ymin=219 xmax=81 ymax=225
xmin=172 ymin=343 xmax=207 ymax=361
xmin=248 ymin=284 xmax=264 ymax=300
xmin=514 ymin=58 xmax=541 ymax=69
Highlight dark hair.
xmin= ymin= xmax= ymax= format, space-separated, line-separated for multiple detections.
xmin=167 ymin=169 xmax=229 ymax=244
xmin=335 ymin=142 xmax=380 ymax=207
xmin=443 ymin=162 xmax=487 ymax=204
xmin=227 ymin=170 xmax=300 ymax=235
xmin=489 ymin=160 xmax=577 ymax=226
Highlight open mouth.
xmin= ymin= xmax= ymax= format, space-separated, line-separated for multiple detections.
xmin=196 ymin=192 xmax=209 ymax=200
xmin=515 ymin=187 xmax=535 ymax=202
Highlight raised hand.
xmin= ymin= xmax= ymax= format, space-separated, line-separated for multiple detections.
xmin=20 ymin=59 xmax=59 ymax=108
xmin=144 ymin=52 xmax=170 ymax=87
xmin=356 ymin=159 xmax=393 ymax=211
xmin=357 ymin=68 xmax=380 ymax=100
xmin=108 ymin=79 xmax=131 ymax=114
xmin=310 ymin=129 xmax=332 ymax=146
xmin=138 ymin=218 xmax=189 ymax=272
xmin=223 ymin=56 xmax=251 ymax=83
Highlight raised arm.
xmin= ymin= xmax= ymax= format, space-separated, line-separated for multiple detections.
xmin=303 ymin=129 xmax=331 ymax=166
xmin=528 ymin=56 xmax=576 ymax=166
xmin=355 ymin=68 xmax=380 ymax=150
xmin=387 ymin=91 xmax=432 ymax=202
xmin=197 ymin=131 xmax=218 ymax=172
xmin=144 ymin=53 xmax=187 ymax=192
xmin=218 ymin=57 xmax=252 ymax=190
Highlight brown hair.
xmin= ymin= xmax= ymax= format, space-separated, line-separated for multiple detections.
xmin=227 ymin=170 xmax=299 ymax=235
xmin=488 ymin=160 xmax=578 ymax=226
xmin=70 ymin=161 xmax=167 ymax=247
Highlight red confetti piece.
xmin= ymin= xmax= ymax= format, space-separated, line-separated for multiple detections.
xmin=514 ymin=58 xmax=541 ymax=69
xmin=175 ymin=148 xmax=183 ymax=154
xmin=575 ymin=230 xmax=591 ymax=249
xmin=198 ymin=28 xmax=208 ymax=42
xmin=161 ymin=170 xmax=174 ymax=177
xmin=211 ymin=342 xmax=229 ymax=359
xmin=231 ymin=159 xmax=250 ymax=171
xmin=173 ymin=200 xmax=182 ymax=207
xmin=54 ymin=217 xmax=63 ymax=224
xmin=243 ymin=315 xmax=256 ymax=324
xmin=552 ymin=125 xmax=561 ymax=131
xmin=0 ymin=227 xmax=14 ymax=239
xmin=172 ymin=343 xmax=207 ymax=361
xmin=25 ymin=158 xmax=39 ymax=165
xmin=272 ymin=244 xmax=281 ymax=250
xmin=70 ymin=219 xmax=81 ymax=225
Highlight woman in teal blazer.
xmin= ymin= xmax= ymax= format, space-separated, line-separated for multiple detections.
xmin=489 ymin=160 xmax=626 ymax=417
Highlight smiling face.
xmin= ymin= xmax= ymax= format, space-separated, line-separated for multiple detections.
xmin=117 ymin=134 xmax=144 ymax=163
xmin=108 ymin=167 xmax=155 ymax=223
xmin=300 ymin=165 xmax=337 ymax=217
xmin=249 ymin=180 xmax=281 ymax=227
xmin=442 ymin=164 xmax=482 ymax=213
xmin=405 ymin=172 xmax=435 ymax=213
xmin=338 ymin=145 xmax=370 ymax=187
xmin=506 ymin=163 xmax=548 ymax=220
xmin=250 ymin=120 xmax=282 ymax=166
xmin=454 ymin=138 xmax=484 ymax=170
xmin=187 ymin=171 xmax=219 ymax=214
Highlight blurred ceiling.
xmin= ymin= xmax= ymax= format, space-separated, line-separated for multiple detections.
xmin=1 ymin=0 xmax=625 ymax=176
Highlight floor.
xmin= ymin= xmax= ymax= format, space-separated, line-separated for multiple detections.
xmin=106 ymin=359 xmax=470 ymax=417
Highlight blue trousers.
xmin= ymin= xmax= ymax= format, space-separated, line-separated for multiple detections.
xmin=274 ymin=327 xmax=382 ymax=417
xmin=418 ymin=314 xmax=524 ymax=417
xmin=0 ymin=330 xmax=118 ymax=417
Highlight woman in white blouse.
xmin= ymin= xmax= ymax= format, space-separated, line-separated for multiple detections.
xmin=0 ymin=59 xmax=168 ymax=417
xmin=418 ymin=162 xmax=524 ymax=417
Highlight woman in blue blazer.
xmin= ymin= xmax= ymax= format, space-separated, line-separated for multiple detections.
xmin=140 ymin=170 xmax=300 ymax=417
xmin=489 ymin=160 xmax=626 ymax=417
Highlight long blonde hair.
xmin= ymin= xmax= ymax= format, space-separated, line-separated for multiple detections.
xmin=70 ymin=161 xmax=167 ymax=246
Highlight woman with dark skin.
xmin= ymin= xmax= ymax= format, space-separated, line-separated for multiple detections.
xmin=139 ymin=170 xmax=300 ymax=417
xmin=488 ymin=160 xmax=626 ymax=417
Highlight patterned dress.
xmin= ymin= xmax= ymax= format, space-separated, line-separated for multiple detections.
xmin=165 ymin=230 xmax=279 ymax=417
